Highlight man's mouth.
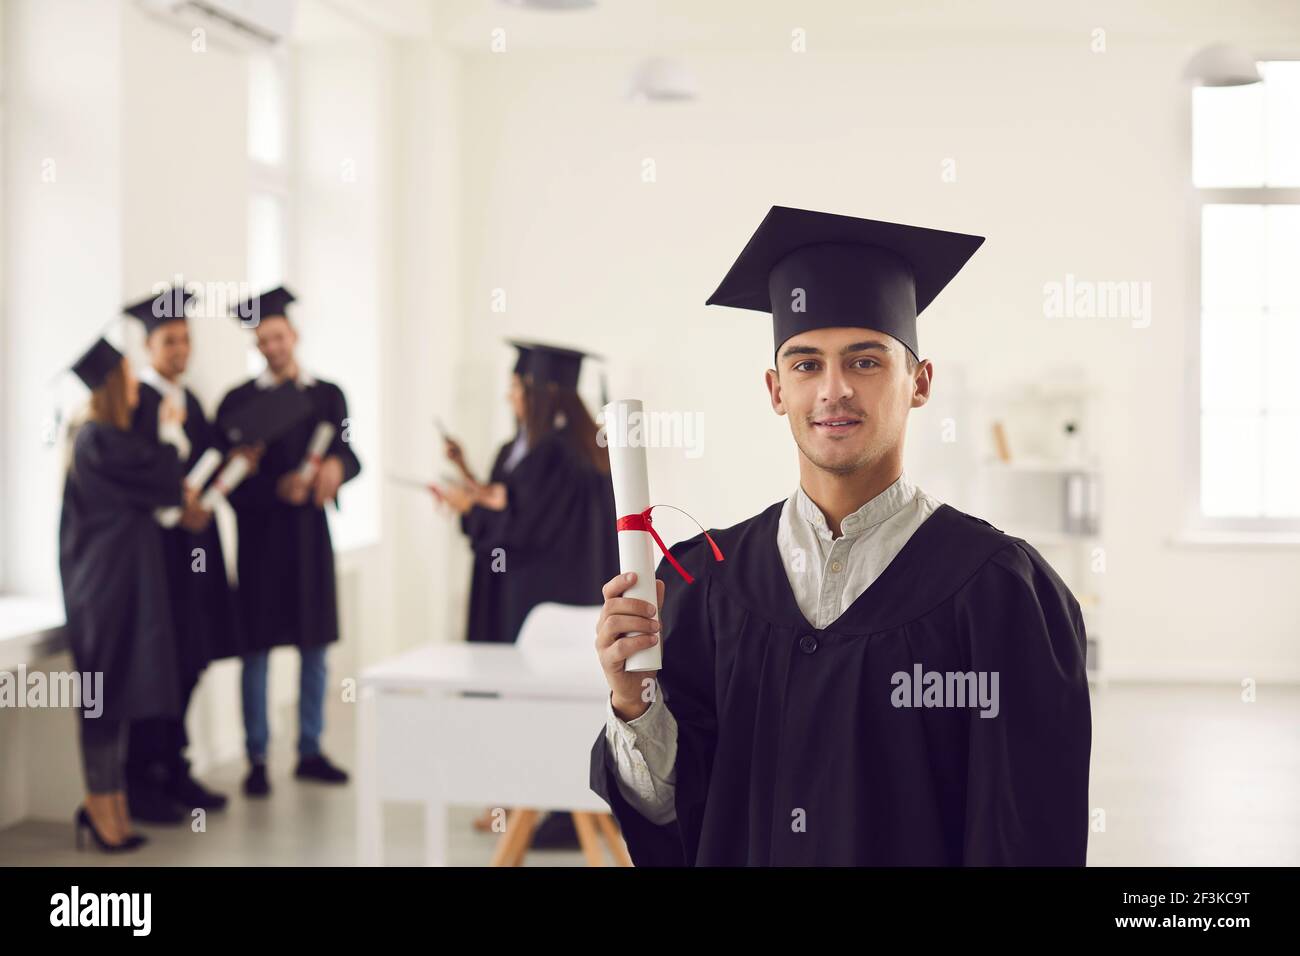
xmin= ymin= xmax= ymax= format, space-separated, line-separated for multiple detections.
xmin=811 ymin=416 xmax=863 ymax=432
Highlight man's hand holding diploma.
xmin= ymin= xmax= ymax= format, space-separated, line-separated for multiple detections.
xmin=595 ymin=571 xmax=665 ymax=722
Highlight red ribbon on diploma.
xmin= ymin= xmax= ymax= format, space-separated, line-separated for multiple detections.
xmin=616 ymin=505 xmax=724 ymax=584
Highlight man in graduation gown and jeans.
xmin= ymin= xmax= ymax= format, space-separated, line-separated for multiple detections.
xmin=591 ymin=206 xmax=1093 ymax=866
xmin=217 ymin=286 xmax=361 ymax=796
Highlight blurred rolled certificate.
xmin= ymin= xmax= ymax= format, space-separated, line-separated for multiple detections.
xmin=200 ymin=455 xmax=251 ymax=510
xmin=186 ymin=447 xmax=223 ymax=493
xmin=603 ymin=398 xmax=660 ymax=673
xmin=156 ymin=447 xmax=225 ymax=527
xmin=297 ymin=422 xmax=336 ymax=482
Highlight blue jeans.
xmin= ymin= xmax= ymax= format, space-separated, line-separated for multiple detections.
xmin=241 ymin=646 xmax=328 ymax=762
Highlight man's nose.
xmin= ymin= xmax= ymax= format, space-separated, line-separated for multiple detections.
xmin=820 ymin=365 xmax=854 ymax=402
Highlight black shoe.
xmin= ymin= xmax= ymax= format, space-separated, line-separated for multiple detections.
xmin=168 ymin=771 xmax=228 ymax=812
xmin=126 ymin=781 xmax=186 ymax=825
xmin=294 ymin=753 xmax=349 ymax=784
xmin=243 ymin=762 xmax=271 ymax=798
xmin=530 ymin=811 xmax=581 ymax=850
xmin=75 ymin=807 xmax=147 ymax=853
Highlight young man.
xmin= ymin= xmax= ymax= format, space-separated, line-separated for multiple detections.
xmin=216 ymin=286 xmax=361 ymax=796
xmin=122 ymin=286 xmax=238 ymax=822
xmin=591 ymin=206 xmax=1093 ymax=866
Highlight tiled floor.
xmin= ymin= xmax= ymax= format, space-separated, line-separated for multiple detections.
xmin=1 ymin=682 xmax=1296 ymax=866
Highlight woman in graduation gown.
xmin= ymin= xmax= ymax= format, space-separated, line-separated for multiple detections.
xmin=439 ymin=342 xmax=619 ymax=646
xmin=437 ymin=341 xmax=620 ymax=843
xmin=59 ymin=339 xmax=189 ymax=852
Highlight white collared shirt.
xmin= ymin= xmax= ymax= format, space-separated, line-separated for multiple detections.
xmin=138 ymin=365 xmax=191 ymax=462
xmin=254 ymin=366 xmax=316 ymax=390
xmin=138 ymin=365 xmax=190 ymax=527
xmin=603 ymin=472 xmax=942 ymax=825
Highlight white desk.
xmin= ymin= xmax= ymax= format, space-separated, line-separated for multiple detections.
xmin=0 ymin=597 xmax=67 ymax=670
xmin=356 ymin=641 xmax=611 ymax=866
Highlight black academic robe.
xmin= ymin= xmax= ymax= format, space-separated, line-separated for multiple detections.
xmin=590 ymin=501 xmax=1093 ymax=866
xmin=58 ymin=422 xmax=186 ymax=722
xmin=459 ymin=428 xmax=619 ymax=643
xmin=130 ymin=382 xmax=241 ymax=672
xmin=215 ymin=377 xmax=361 ymax=653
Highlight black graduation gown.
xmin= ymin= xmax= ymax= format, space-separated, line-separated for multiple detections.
xmin=459 ymin=428 xmax=619 ymax=643
xmin=215 ymin=377 xmax=361 ymax=653
xmin=130 ymin=382 xmax=241 ymax=673
xmin=590 ymin=501 xmax=1093 ymax=866
xmin=58 ymin=422 xmax=186 ymax=722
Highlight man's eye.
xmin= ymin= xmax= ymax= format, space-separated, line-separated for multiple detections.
xmin=851 ymin=358 xmax=879 ymax=369
xmin=793 ymin=361 xmax=818 ymax=373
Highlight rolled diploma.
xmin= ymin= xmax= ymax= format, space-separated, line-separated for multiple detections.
xmin=603 ymin=399 xmax=660 ymax=673
xmin=185 ymin=447 xmax=223 ymax=492
xmin=296 ymin=422 xmax=336 ymax=481
xmin=156 ymin=447 xmax=225 ymax=526
xmin=200 ymin=455 xmax=251 ymax=510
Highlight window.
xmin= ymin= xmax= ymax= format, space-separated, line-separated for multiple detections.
xmin=246 ymin=51 xmax=291 ymax=376
xmin=1192 ymin=60 xmax=1300 ymax=530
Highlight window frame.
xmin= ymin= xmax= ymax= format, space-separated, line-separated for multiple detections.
xmin=1186 ymin=56 xmax=1300 ymax=537
xmin=246 ymin=47 xmax=294 ymax=377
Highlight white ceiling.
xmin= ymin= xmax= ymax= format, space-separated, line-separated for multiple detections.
xmin=425 ymin=0 xmax=1300 ymax=52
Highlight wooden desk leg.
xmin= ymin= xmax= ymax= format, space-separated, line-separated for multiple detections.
xmin=356 ymin=686 xmax=382 ymax=866
xmin=490 ymin=809 xmax=539 ymax=867
xmin=571 ymin=812 xmax=606 ymax=867
xmin=596 ymin=813 xmax=633 ymax=867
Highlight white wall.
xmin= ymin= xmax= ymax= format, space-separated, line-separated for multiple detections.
xmin=1 ymin=0 xmax=125 ymax=827
xmin=452 ymin=38 xmax=1300 ymax=681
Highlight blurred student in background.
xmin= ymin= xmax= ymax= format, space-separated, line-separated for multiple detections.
xmin=59 ymin=337 xmax=189 ymax=852
xmin=123 ymin=287 xmax=239 ymax=823
xmin=436 ymin=341 xmax=619 ymax=847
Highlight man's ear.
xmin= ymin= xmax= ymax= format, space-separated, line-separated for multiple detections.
xmin=765 ymin=367 xmax=786 ymax=416
xmin=910 ymin=359 xmax=933 ymax=409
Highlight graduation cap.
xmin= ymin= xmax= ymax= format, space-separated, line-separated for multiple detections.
xmin=507 ymin=339 xmax=533 ymax=376
xmin=705 ymin=205 xmax=985 ymax=361
xmin=234 ymin=285 xmax=297 ymax=327
xmin=216 ymin=381 xmax=315 ymax=445
xmin=70 ymin=337 xmax=124 ymax=390
xmin=528 ymin=342 xmax=601 ymax=390
xmin=124 ymin=285 xmax=196 ymax=336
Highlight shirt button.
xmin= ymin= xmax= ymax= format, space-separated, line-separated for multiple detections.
xmin=830 ymin=561 xmax=843 ymax=573
xmin=799 ymin=634 xmax=819 ymax=655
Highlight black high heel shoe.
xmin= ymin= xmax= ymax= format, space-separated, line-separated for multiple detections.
xmin=75 ymin=806 xmax=148 ymax=853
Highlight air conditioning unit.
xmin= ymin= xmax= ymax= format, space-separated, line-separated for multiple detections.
xmin=137 ymin=0 xmax=296 ymax=49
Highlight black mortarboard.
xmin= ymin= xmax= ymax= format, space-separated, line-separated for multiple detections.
xmin=234 ymin=285 xmax=297 ymax=327
xmin=71 ymin=338 xmax=124 ymax=390
xmin=705 ymin=205 xmax=985 ymax=360
xmin=216 ymin=381 xmax=315 ymax=445
xmin=507 ymin=339 xmax=534 ymax=376
xmin=124 ymin=286 xmax=196 ymax=335
xmin=518 ymin=341 xmax=601 ymax=391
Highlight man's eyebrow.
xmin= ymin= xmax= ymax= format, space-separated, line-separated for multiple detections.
xmin=841 ymin=341 xmax=890 ymax=354
xmin=780 ymin=340 xmax=892 ymax=359
xmin=780 ymin=344 xmax=822 ymax=358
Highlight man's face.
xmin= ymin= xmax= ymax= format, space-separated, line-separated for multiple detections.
xmin=255 ymin=315 xmax=297 ymax=374
xmin=765 ymin=326 xmax=931 ymax=476
xmin=146 ymin=320 xmax=191 ymax=379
